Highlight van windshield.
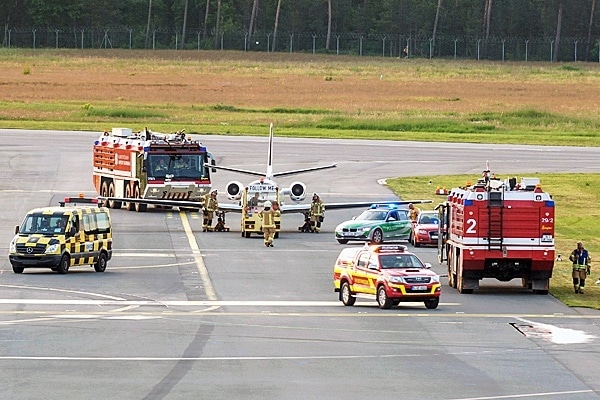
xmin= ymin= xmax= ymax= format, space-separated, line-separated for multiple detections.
xmin=19 ymin=213 xmax=69 ymax=235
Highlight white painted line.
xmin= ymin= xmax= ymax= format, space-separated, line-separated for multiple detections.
xmin=180 ymin=211 xmax=217 ymax=300
xmin=448 ymin=389 xmax=594 ymax=400
xmin=0 ymin=299 xmax=459 ymax=307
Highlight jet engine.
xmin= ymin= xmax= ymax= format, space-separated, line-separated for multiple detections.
xmin=285 ymin=181 xmax=307 ymax=202
xmin=225 ymin=181 xmax=244 ymax=201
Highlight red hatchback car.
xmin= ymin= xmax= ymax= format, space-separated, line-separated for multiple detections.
xmin=410 ymin=211 xmax=440 ymax=247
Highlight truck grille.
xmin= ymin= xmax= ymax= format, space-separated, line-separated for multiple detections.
xmin=405 ymin=277 xmax=431 ymax=284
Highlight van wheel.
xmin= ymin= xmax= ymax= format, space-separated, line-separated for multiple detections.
xmin=340 ymin=282 xmax=356 ymax=306
xmin=57 ymin=255 xmax=70 ymax=274
xmin=377 ymin=285 xmax=393 ymax=309
xmin=12 ymin=264 xmax=24 ymax=274
xmin=94 ymin=252 xmax=107 ymax=272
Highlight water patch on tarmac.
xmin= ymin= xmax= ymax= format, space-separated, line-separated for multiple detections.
xmin=511 ymin=318 xmax=596 ymax=344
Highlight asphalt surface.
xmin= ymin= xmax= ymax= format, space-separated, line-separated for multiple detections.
xmin=1 ymin=129 xmax=599 ymax=400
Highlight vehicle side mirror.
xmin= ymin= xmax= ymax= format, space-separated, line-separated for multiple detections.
xmin=424 ymin=263 xmax=432 ymax=269
xmin=14 ymin=225 xmax=19 ymax=235
xmin=68 ymin=226 xmax=77 ymax=237
xmin=368 ymin=263 xmax=378 ymax=270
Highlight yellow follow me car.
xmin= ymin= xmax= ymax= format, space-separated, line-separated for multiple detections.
xmin=8 ymin=201 xmax=113 ymax=274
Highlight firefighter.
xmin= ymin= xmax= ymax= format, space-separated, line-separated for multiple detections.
xmin=309 ymin=193 xmax=325 ymax=233
xmin=202 ymin=189 xmax=219 ymax=232
xmin=408 ymin=203 xmax=420 ymax=222
xmin=570 ymin=241 xmax=591 ymax=294
xmin=258 ymin=200 xmax=280 ymax=247
xmin=154 ymin=158 xmax=168 ymax=173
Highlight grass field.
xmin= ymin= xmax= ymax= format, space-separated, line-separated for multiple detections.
xmin=1 ymin=48 xmax=598 ymax=307
xmin=1 ymin=49 xmax=599 ymax=146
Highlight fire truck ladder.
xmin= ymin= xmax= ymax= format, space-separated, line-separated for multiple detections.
xmin=487 ymin=191 xmax=504 ymax=251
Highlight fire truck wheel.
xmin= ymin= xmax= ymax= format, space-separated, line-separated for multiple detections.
xmin=134 ymin=185 xmax=147 ymax=212
xmin=100 ymin=181 xmax=110 ymax=207
xmin=57 ymin=255 xmax=70 ymax=274
xmin=424 ymin=298 xmax=439 ymax=309
xmin=94 ymin=252 xmax=107 ymax=273
xmin=11 ymin=264 xmax=24 ymax=274
xmin=371 ymin=229 xmax=384 ymax=244
xmin=377 ymin=285 xmax=393 ymax=309
xmin=108 ymin=182 xmax=122 ymax=209
xmin=448 ymin=266 xmax=457 ymax=288
xmin=340 ymin=282 xmax=356 ymax=306
xmin=125 ymin=185 xmax=135 ymax=211
xmin=336 ymin=239 xmax=349 ymax=244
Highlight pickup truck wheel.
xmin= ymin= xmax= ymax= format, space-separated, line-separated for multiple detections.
xmin=371 ymin=229 xmax=383 ymax=244
xmin=424 ymin=298 xmax=439 ymax=309
xmin=377 ymin=285 xmax=392 ymax=309
xmin=57 ymin=254 xmax=70 ymax=274
xmin=336 ymin=239 xmax=349 ymax=244
xmin=340 ymin=282 xmax=356 ymax=306
xmin=94 ymin=252 xmax=107 ymax=272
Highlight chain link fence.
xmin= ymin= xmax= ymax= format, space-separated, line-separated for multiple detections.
xmin=2 ymin=27 xmax=600 ymax=62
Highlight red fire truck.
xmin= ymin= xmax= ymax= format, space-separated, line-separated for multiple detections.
xmin=437 ymin=170 xmax=555 ymax=294
xmin=93 ymin=128 xmax=215 ymax=211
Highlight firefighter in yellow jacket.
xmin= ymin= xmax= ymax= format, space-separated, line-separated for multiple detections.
xmin=309 ymin=193 xmax=325 ymax=233
xmin=202 ymin=189 xmax=219 ymax=232
xmin=259 ymin=200 xmax=280 ymax=247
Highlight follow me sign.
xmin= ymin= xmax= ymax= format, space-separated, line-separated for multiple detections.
xmin=249 ymin=184 xmax=277 ymax=192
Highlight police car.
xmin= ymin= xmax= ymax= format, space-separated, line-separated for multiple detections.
xmin=334 ymin=204 xmax=412 ymax=244
xmin=9 ymin=201 xmax=113 ymax=274
xmin=333 ymin=244 xmax=441 ymax=309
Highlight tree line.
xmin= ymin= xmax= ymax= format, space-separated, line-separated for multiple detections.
xmin=2 ymin=0 xmax=598 ymax=61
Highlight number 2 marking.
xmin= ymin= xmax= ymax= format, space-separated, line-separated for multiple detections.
xmin=466 ymin=218 xmax=477 ymax=234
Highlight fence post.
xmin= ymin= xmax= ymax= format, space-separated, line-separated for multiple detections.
xmin=267 ymin=33 xmax=271 ymax=53
xmin=312 ymin=34 xmax=316 ymax=54
xmin=81 ymin=29 xmax=84 ymax=49
xmin=574 ymin=40 xmax=578 ymax=62
xmin=244 ymin=32 xmax=248 ymax=51
xmin=32 ymin=29 xmax=36 ymax=49
xmin=382 ymin=36 xmax=386 ymax=57
xmin=55 ymin=29 xmax=59 ymax=48
xmin=550 ymin=40 xmax=554 ymax=62
xmin=197 ymin=31 xmax=200 ymax=50
xmin=336 ymin=35 xmax=340 ymax=55
xmin=454 ymin=38 xmax=458 ymax=60
xmin=8 ymin=29 xmax=11 ymax=48
xmin=129 ymin=29 xmax=133 ymax=49
xmin=525 ymin=39 xmax=529 ymax=62
xmin=359 ymin=35 xmax=363 ymax=56
xmin=153 ymin=30 xmax=156 ymax=50
xmin=429 ymin=38 xmax=433 ymax=59
xmin=477 ymin=39 xmax=481 ymax=60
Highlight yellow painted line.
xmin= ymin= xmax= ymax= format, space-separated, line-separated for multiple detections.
xmin=180 ymin=211 xmax=217 ymax=300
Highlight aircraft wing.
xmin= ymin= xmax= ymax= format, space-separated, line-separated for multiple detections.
xmin=98 ymin=196 xmax=244 ymax=213
xmin=279 ymin=199 xmax=433 ymax=215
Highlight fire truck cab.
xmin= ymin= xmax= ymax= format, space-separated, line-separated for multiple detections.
xmin=93 ymin=128 xmax=215 ymax=211
xmin=437 ymin=172 xmax=555 ymax=294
